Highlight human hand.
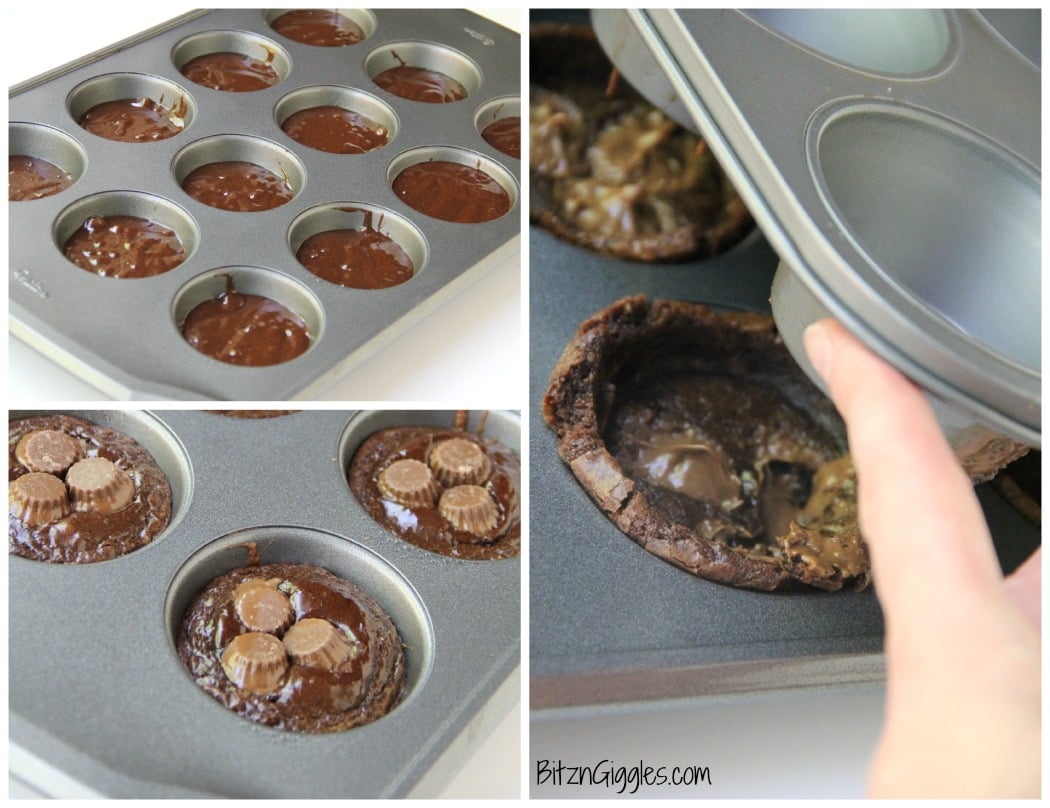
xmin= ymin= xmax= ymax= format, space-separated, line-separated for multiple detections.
xmin=803 ymin=318 xmax=1040 ymax=799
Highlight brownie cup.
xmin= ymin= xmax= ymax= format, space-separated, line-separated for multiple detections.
xmin=543 ymin=296 xmax=869 ymax=591
xmin=181 ymin=279 xmax=311 ymax=367
xmin=180 ymin=160 xmax=294 ymax=212
xmin=177 ymin=562 xmax=406 ymax=733
xmin=9 ymin=155 xmax=73 ymax=201
xmin=530 ymin=22 xmax=752 ymax=261
xmin=9 ymin=414 xmax=172 ymax=564
xmin=271 ymin=10 xmax=367 ymax=47
xmin=281 ymin=105 xmax=390 ymax=155
xmin=373 ymin=65 xmax=467 ymax=103
xmin=180 ymin=51 xmax=280 ymax=92
xmin=63 ymin=215 xmax=187 ymax=278
xmin=349 ymin=425 xmax=520 ymax=560
xmin=392 ymin=161 xmax=511 ymax=223
xmin=77 ymin=97 xmax=186 ymax=143
xmin=296 ymin=210 xmax=415 ymax=289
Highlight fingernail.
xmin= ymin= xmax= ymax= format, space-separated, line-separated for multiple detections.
xmin=803 ymin=321 xmax=832 ymax=382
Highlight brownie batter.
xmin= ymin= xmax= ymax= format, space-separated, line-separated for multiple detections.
xmin=271 ymin=10 xmax=366 ymax=46
xmin=530 ymin=22 xmax=751 ymax=261
xmin=77 ymin=97 xmax=186 ymax=143
xmin=207 ymin=410 xmax=300 ymax=418
xmin=63 ymin=215 xmax=187 ymax=278
xmin=543 ymin=296 xmax=868 ymax=591
xmin=180 ymin=51 xmax=280 ymax=92
xmin=481 ymin=116 xmax=521 ymax=159
xmin=373 ymin=65 xmax=467 ymax=103
xmin=177 ymin=562 xmax=406 ymax=733
xmin=392 ymin=161 xmax=510 ymax=223
xmin=181 ymin=161 xmax=294 ymax=212
xmin=181 ymin=278 xmax=311 ymax=366
xmin=9 ymin=414 xmax=172 ymax=564
xmin=9 ymin=155 xmax=73 ymax=201
xmin=281 ymin=105 xmax=389 ymax=154
xmin=296 ymin=211 xmax=414 ymax=289
xmin=349 ymin=425 xmax=521 ymax=560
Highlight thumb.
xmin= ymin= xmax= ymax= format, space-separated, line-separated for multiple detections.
xmin=802 ymin=319 xmax=1005 ymax=634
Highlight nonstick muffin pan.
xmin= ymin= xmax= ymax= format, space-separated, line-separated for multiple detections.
xmin=591 ymin=9 xmax=1040 ymax=455
xmin=9 ymin=409 xmax=520 ymax=797
xmin=9 ymin=9 xmax=520 ymax=400
xmin=529 ymin=224 xmax=1042 ymax=710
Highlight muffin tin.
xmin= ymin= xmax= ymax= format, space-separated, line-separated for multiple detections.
xmin=9 ymin=410 xmax=520 ymax=796
xmin=529 ymin=224 xmax=1042 ymax=710
xmin=9 ymin=9 xmax=520 ymax=400
xmin=591 ymin=9 xmax=1040 ymax=453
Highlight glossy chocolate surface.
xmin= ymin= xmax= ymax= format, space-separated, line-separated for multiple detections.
xmin=271 ymin=10 xmax=366 ymax=46
xmin=281 ymin=105 xmax=389 ymax=154
xmin=77 ymin=97 xmax=186 ymax=143
xmin=181 ymin=160 xmax=294 ymax=212
xmin=9 ymin=155 xmax=73 ymax=201
xmin=8 ymin=414 xmax=172 ymax=564
xmin=481 ymin=116 xmax=520 ymax=159
xmin=392 ymin=161 xmax=510 ymax=223
xmin=181 ymin=279 xmax=311 ymax=366
xmin=177 ymin=562 xmax=406 ymax=733
xmin=296 ymin=211 xmax=414 ymax=289
xmin=63 ymin=215 xmax=186 ymax=278
xmin=349 ymin=426 xmax=521 ymax=560
xmin=373 ymin=65 xmax=467 ymax=103
xmin=180 ymin=51 xmax=280 ymax=92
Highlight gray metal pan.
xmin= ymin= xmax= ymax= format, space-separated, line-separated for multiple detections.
xmin=9 ymin=409 xmax=520 ymax=797
xmin=9 ymin=9 xmax=520 ymax=400
xmin=592 ymin=9 xmax=1040 ymax=452
xmin=528 ymin=224 xmax=1040 ymax=711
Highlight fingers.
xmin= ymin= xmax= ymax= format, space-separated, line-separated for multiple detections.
xmin=802 ymin=320 xmax=1004 ymax=631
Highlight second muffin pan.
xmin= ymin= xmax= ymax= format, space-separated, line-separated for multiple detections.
xmin=9 ymin=410 xmax=520 ymax=797
xmin=9 ymin=9 xmax=521 ymax=400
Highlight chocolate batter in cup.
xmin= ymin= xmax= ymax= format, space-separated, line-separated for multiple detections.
xmin=392 ymin=161 xmax=511 ymax=223
xmin=373 ymin=65 xmax=467 ymax=103
xmin=281 ymin=105 xmax=389 ymax=155
xmin=9 ymin=155 xmax=73 ymax=201
xmin=180 ymin=51 xmax=280 ymax=92
xmin=296 ymin=210 xmax=415 ymax=289
xmin=271 ymin=10 xmax=367 ymax=47
xmin=63 ymin=215 xmax=187 ymax=278
xmin=181 ymin=160 xmax=294 ymax=212
xmin=77 ymin=97 xmax=186 ymax=143
xmin=180 ymin=277 xmax=311 ymax=366
xmin=481 ymin=116 xmax=520 ymax=159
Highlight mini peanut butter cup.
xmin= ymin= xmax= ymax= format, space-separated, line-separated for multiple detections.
xmin=428 ymin=438 xmax=491 ymax=487
xmin=282 ymin=617 xmax=352 ymax=670
xmin=233 ymin=578 xmax=293 ymax=634
xmin=221 ymin=632 xmax=288 ymax=693
xmin=9 ymin=472 xmax=71 ymax=526
xmin=65 ymin=457 xmax=135 ymax=514
xmin=438 ymin=484 xmax=499 ymax=536
xmin=15 ymin=429 xmax=85 ymax=475
xmin=377 ymin=458 xmax=440 ymax=508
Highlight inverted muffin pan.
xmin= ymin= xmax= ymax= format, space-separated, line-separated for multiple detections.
xmin=592 ymin=9 xmax=1040 ymax=450
xmin=9 ymin=410 xmax=520 ymax=797
xmin=529 ymin=225 xmax=1042 ymax=711
xmin=9 ymin=9 xmax=520 ymax=400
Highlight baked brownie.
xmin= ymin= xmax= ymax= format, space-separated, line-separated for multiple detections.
xmin=530 ymin=22 xmax=752 ymax=262
xmin=177 ymin=562 xmax=406 ymax=733
xmin=543 ymin=296 xmax=869 ymax=591
xmin=9 ymin=414 xmax=172 ymax=564
xmin=349 ymin=424 xmax=520 ymax=560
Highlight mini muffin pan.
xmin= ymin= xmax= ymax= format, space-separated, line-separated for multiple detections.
xmin=592 ymin=9 xmax=1040 ymax=452
xmin=9 ymin=9 xmax=520 ymax=400
xmin=10 ymin=410 xmax=520 ymax=796
xmin=529 ymin=224 xmax=1042 ymax=710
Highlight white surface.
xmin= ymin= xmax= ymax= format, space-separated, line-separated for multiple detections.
xmin=7 ymin=5 xmax=524 ymax=404
xmin=531 ymin=685 xmax=885 ymax=799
